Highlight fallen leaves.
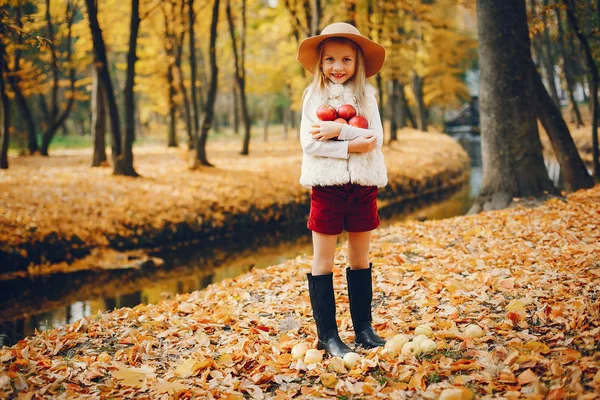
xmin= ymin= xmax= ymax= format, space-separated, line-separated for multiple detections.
xmin=1 ymin=175 xmax=599 ymax=397
xmin=112 ymin=365 xmax=156 ymax=388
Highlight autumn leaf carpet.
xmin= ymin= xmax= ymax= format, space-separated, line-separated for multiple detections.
xmin=1 ymin=185 xmax=599 ymax=399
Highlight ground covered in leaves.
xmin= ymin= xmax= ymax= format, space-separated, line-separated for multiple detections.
xmin=1 ymin=186 xmax=598 ymax=399
xmin=0 ymin=130 xmax=469 ymax=275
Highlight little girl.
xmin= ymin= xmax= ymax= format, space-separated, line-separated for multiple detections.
xmin=297 ymin=22 xmax=388 ymax=357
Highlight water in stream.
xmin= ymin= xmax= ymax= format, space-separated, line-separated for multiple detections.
xmin=0 ymin=136 xmax=483 ymax=345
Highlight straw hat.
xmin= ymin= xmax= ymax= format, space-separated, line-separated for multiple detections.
xmin=297 ymin=22 xmax=386 ymax=78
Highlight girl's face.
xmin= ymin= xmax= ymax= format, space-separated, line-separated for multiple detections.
xmin=321 ymin=41 xmax=356 ymax=85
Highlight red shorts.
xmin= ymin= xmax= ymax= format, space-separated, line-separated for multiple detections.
xmin=307 ymin=184 xmax=380 ymax=235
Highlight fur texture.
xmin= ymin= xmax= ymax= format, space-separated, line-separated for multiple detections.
xmin=299 ymin=83 xmax=388 ymax=188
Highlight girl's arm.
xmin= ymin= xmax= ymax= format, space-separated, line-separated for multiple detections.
xmin=300 ymin=90 xmax=350 ymax=159
xmin=337 ymin=95 xmax=383 ymax=149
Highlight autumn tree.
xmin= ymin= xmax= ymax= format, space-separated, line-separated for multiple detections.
xmin=470 ymin=0 xmax=558 ymax=214
xmin=562 ymin=0 xmax=599 ymax=179
xmin=91 ymin=67 xmax=107 ymax=167
xmin=39 ymin=0 xmax=78 ymax=156
xmin=554 ymin=0 xmax=583 ymax=127
xmin=226 ymin=0 xmax=251 ymax=155
xmin=85 ymin=0 xmax=123 ymax=172
xmin=119 ymin=0 xmax=141 ymax=177
xmin=193 ymin=0 xmax=220 ymax=167
xmin=188 ymin=0 xmax=200 ymax=149
xmin=4 ymin=5 xmax=38 ymax=154
xmin=0 ymin=20 xmax=10 ymax=169
xmin=530 ymin=59 xmax=594 ymax=191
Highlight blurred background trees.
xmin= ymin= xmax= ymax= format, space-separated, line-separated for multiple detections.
xmin=0 ymin=0 xmax=598 ymax=181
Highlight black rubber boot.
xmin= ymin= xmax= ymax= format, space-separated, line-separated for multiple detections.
xmin=307 ymin=273 xmax=353 ymax=358
xmin=346 ymin=265 xmax=386 ymax=348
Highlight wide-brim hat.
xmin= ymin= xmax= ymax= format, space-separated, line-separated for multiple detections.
xmin=297 ymin=22 xmax=386 ymax=78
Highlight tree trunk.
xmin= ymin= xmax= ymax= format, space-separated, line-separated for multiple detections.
xmin=167 ymin=62 xmax=178 ymax=147
xmin=310 ymin=0 xmax=321 ymax=35
xmin=563 ymin=0 xmax=599 ymax=179
xmin=9 ymin=6 xmax=38 ymax=154
xmin=164 ymin=4 xmax=178 ymax=148
xmin=194 ymin=0 xmax=220 ymax=167
xmin=172 ymin=0 xmax=193 ymax=148
xmin=531 ymin=60 xmax=594 ymax=191
xmin=226 ymin=0 xmax=251 ymax=155
xmin=303 ymin=0 xmax=312 ymax=33
xmin=115 ymin=0 xmax=140 ymax=177
xmin=398 ymin=82 xmax=416 ymax=129
xmin=0 ymin=24 xmax=9 ymax=169
xmin=555 ymin=1 xmax=584 ymax=127
xmin=387 ymin=80 xmax=397 ymax=142
xmin=470 ymin=0 xmax=558 ymax=214
xmin=282 ymin=104 xmax=288 ymax=139
xmin=85 ymin=0 xmax=122 ymax=168
xmin=41 ymin=1 xmax=77 ymax=156
xmin=263 ymin=95 xmax=269 ymax=142
xmin=541 ymin=0 xmax=561 ymax=108
xmin=188 ymin=0 xmax=199 ymax=149
xmin=411 ymin=71 xmax=427 ymax=131
xmin=91 ymin=67 xmax=107 ymax=167
xmin=232 ymin=83 xmax=239 ymax=135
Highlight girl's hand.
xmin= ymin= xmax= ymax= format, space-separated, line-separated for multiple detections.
xmin=309 ymin=121 xmax=343 ymax=141
xmin=348 ymin=135 xmax=377 ymax=153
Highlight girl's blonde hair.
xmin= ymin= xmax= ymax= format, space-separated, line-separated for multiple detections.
xmin=309 ymin=37 xmax=370 ymax=119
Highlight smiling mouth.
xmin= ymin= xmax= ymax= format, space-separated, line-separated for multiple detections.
xmin=332 ymin=74 xmax=345 ymax=79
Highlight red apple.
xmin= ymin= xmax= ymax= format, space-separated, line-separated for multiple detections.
xmin=348 ymin=115 xmax=369 ymax=129
xmin=334 ymin=118 xmax=348 ymax=124
xmin=316 ymin=105 xmax=337 ymax=121
xmin=337 ymin=104 xmax=357 ymax=120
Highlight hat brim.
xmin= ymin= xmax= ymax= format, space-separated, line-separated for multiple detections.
xmin=297 ymin=33 xmax=386 ymax=78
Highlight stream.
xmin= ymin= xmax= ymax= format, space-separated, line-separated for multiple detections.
xmin=0 ymin=136 xmax=486 ymax=345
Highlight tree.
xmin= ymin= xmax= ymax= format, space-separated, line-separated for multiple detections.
xmin=5 ymin=5 xmax=38 ymax=154
xmin=85 ymin=0 xmax=123 ymax=173
xmin=563 ymin=0 xmax=599 ymax=179
xmin=530 ymin=59 xmax=594 ymax=191
xmin=118 ymin=0 xmax=141 ymax=177
xmin=226 ymin=0 xmax=251 ymax=155
xmin=470 ymin=0 xmax=558 ymax=214
xmin=91 ymin=67 xmax=107 ymax=167
xmin=554 ymin=0 xmax=584 ymax=127
xmin=171 ymin=0 xmax=193 ymax=148
xmin=188 ymin=0 xmax=199 ymax=149
xmin=193 ymin=0 xmax=219 ymax=167
xmin=163 ymin=2 xmax=178 ymax=148
xmin=0 ymin=21 xmax=10 ymax=170
xmin=40 ymin=0 xmax=77 ymax=156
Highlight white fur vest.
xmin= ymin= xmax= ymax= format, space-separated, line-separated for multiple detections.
xmin=299 ymin=83 xmax=388 ymax=188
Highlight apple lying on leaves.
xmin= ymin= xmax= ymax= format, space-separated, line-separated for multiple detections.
xmin=348 ymin=115 xmax=369 ymax=129
xmin=316 ymin=105 xmax=337 ymax=121
xmin=337 ymin=104 xmax=357 ymax=120
xmin=334 ymin=117 xmax=348 ymax=124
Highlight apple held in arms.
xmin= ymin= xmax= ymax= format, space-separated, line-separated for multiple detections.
xmin=348 ymin=115 xmax=369 ymax=129
xmin=316 ymin=105 xmax=337 ymax=121
xmin=337 ymin=104 xmax=357 ymax=120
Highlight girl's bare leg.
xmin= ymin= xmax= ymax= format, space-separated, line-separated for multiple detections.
xmin=311 ymin=231 xmax=338 ymax=275
xmin=347 ymin=231 xmax=371 ymax=270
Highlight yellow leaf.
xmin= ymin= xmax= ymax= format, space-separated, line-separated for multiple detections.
xmin=176 ymin=357 xmax=215 ymax=378
xmin=524 ymin=341 xmax=551 ymax=354
xmin=153 ymin=379 xmax=187 ymax=394
xmin=517 ymin=369 xmax=538 ymax=385
xmin=320 ymin=373 xmax=337 ymax=389
xmin=112 ymin=365 xmax=155 ymax=388
xmin=506 ymin=299 xmax=526 ymax=312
